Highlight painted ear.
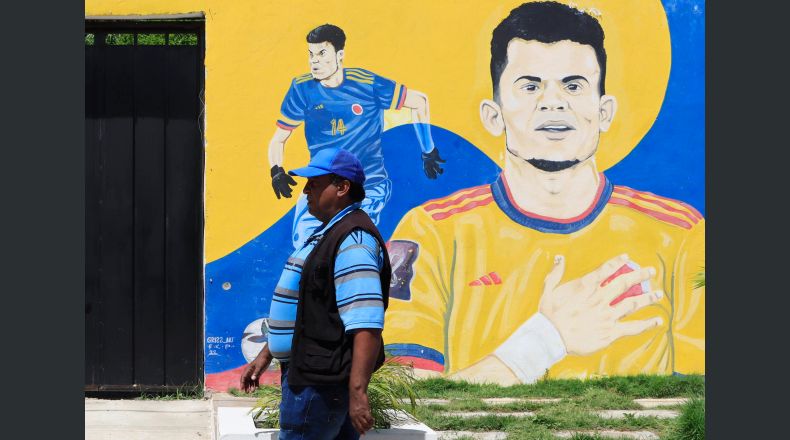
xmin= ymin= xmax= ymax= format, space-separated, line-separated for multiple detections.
xmin=598 ymin=95 xmax=618 ymax=132
xmin=480 ymin=99 xmax=505 ymax=136
xmin=336 ymin=49 xmax=344 ymax=64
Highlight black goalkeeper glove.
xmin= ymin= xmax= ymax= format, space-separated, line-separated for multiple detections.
xmin=271 ymin=165 xmax=297 ymax=199
xmin=421 ymin=147 xmax=446 ymax=179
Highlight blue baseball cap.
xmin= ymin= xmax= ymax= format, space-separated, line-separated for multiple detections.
xmin=288 ymin=148 xmax=366 ymax=185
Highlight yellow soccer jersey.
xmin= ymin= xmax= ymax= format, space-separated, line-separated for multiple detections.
xmin=383 ymin=173 xmax=705 ymax=380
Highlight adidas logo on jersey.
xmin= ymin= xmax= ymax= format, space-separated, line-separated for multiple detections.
xmin=468 ymin=272 xmax=502 ymax=287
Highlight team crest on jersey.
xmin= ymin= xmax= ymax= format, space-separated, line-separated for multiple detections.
xmin=351 ymin=103 xmax=363 ymax=115
xmin=387 ymin=240 xmax=419 ymax=301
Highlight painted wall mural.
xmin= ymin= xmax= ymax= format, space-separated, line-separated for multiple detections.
xmin=85 ymin=0 xmax=704 ymax=391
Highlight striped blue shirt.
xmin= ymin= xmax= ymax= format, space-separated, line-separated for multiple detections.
xmin=267 ymin=203 xmax=385 ymax=362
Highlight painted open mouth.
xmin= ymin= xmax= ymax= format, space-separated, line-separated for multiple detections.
xmin=535 ymin=121 xmax=575 ymax=133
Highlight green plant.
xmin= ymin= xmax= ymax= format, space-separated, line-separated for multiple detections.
xmin=251 ymin=358 xmax=419 ymax=429
xmin=693 ymin=268 xmax=705 ymax=290
xmin=250 ymin=385 xmax=281 ymax=429
xmin=136 ymin=384 xmax=204 ymax=400
xmin=665 ymin=397 xmax=704 ymax=440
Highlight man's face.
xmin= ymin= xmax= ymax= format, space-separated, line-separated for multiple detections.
xmin=488 ymin=39 xmax=616 ymax=171
xmin=303 ymin=174 xmax=341 ymax=222
xmin=308 ymin=42 xmax=342 ymax=80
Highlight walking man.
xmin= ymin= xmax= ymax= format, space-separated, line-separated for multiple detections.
xmin=242 ymin=148 xmax=392 ymax=438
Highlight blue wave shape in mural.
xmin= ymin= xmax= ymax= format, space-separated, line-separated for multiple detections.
xmin=204 ymin=124 xmax=502 ymax=374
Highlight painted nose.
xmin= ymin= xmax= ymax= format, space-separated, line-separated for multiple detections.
xmin=539 ymin=83 xmax=567 ymax=111
xmin=539 ymin=100 xmax=566 ymax=111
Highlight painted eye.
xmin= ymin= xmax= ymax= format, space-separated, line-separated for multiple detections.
xmin=565 ymin=83 xmax=583 ymax=93
xmin=521 ymin=83 xmax=539 ymax=92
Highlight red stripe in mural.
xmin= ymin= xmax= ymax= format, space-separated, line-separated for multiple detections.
xmin=608 ymin=196 xmax=693 ymax=229
xmin=430 ymin=196 xmax=494 ymax=221
xmin=396 ymin=85 xmax=408 ymax=110
xmin=389 ymin=356 xmax=444 ymax=372
xmin=613 ymin=186 xmax=701 ymax=223
xmin=206 ymin=366 xmax=281 ymax=392
xmin=425 ymin=185 xmax=491 ymax=211
xmin=276 ymin=121 xmax=297 ymax=131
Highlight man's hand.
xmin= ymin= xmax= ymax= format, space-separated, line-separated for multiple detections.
xmin=539 ymin=254 xmax=664 ymax=356
xmin=421 ymin=147 xmax=446 ymax=179
xmin=239 ymin=345 xmax=273 ymax=393
xmin=349 ymin=388 xmax=375 ymax=435
xmin=349 ymin=329 xmax=382 ymax=435
xmin=271 ymin=165 xmax=297 ymax=199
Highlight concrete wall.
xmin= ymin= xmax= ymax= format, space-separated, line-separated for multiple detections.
xmin=85 ymin=0 xmax=704 ymax=391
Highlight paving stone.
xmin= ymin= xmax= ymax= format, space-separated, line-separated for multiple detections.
xmin=443 ymin=411 xmax=534 ymax=418
xmin=438 ymin=431 xmax=508 ymax=439
xmin=211 ymin=392 xmax=259 ymax=409
xmin=594 ymin=409 xmax=679 ymax=419
xmin=482 ymin=397 xmax=561 ymax=405
xmin=405 ymin=397 xmax=561 ymax=406
xmin=416 ymin=398 xmax=452 ymax=405
xmin=634 ymin=398 xmax=690 ymax=408
xmin=554 ymin=430 xmax=659 ymax=439
xmin=85 ymin=399 xmax=212 ymax=440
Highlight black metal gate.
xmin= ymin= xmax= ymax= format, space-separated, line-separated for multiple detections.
xmin=85 ymin=20 xmax=205 ymax=392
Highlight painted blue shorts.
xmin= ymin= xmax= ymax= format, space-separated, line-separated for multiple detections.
xmin=291 ymin=178 xmax=392 ymax=248
xmin=278 ymin=365 xmax=359 ymax=440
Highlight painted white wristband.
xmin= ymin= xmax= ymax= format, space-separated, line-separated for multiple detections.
xmin=493 ymin=312 xmax=567 ymax=384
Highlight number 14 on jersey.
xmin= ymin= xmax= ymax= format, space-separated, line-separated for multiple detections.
xmin=331 ymin=118 xmax=346 ymax=136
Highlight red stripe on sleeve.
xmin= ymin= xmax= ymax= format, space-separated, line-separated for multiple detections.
xmin=608 ymin=196 xmax=693 ymax=229
xmin=396 ymin=85 xmax=408 ymax=110
xmin=613 ymin=187 xmax=701 ymax=223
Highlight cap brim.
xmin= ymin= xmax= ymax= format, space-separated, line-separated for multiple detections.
xmin=288 ymin=166 xmax=332 ymax=178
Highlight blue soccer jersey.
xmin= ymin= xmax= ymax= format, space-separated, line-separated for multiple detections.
xmin=276 ymin=68 xmax=407 ymax=185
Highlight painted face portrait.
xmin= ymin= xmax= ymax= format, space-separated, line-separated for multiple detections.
xmin=308 ymin=41 xmax=342 ymax=81
xmin=487 ymin=39 xmax=617 ymax=172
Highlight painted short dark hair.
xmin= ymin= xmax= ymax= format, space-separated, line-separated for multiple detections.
xmin=490 ymin=1 xmax=606 ymax=99
xmin=306 ymin=24 xmax=346 ymax=51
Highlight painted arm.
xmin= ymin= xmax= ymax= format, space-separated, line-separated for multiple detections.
xmin=267 ymin=127 xmax=297 ymax=199
xmin=402 ymin=89 xmax=445 ymax=178
xmin=402 ymin=89 xmax=430 ymax=127
xmin=267 ymin=126 xmax=294 ymax=169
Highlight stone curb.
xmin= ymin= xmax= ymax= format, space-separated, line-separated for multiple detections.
xmin=437 ymin=431 xmax=508 ymax=439
xmin=634 ymin=398 xmax=690 ymax=408
xmin=443 ymin=411 xmax=534 ymax=418
xmin=555 ymin=430 xmax=659 ymax=439
xmin=594 ymin=409 xmax=679 ymax=419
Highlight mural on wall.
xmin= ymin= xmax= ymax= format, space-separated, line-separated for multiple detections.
xmin=383 ymin=1 xmax=704 ymax=384
xmin=170 ymin=0 xmax=704 ymax=390
xmin=267 ymin=23 xmax=445 ymax=250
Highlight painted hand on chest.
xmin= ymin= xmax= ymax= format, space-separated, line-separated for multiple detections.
xmin=539 ymin=254 xmax=664 ymax=356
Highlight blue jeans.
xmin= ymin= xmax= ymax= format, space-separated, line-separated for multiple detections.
xmin=279 ymin=364 xmax=359 ymax=440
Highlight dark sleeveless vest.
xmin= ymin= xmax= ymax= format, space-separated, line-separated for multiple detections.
xmin=288 ymin=209 xmax=391 ymax=386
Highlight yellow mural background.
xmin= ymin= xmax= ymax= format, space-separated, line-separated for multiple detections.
xmin=85 ymin=0 xmax=670 ymax=263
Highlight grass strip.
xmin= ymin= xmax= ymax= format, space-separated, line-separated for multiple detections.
xmin=413 ymin=374 xmax=704 ymax=399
